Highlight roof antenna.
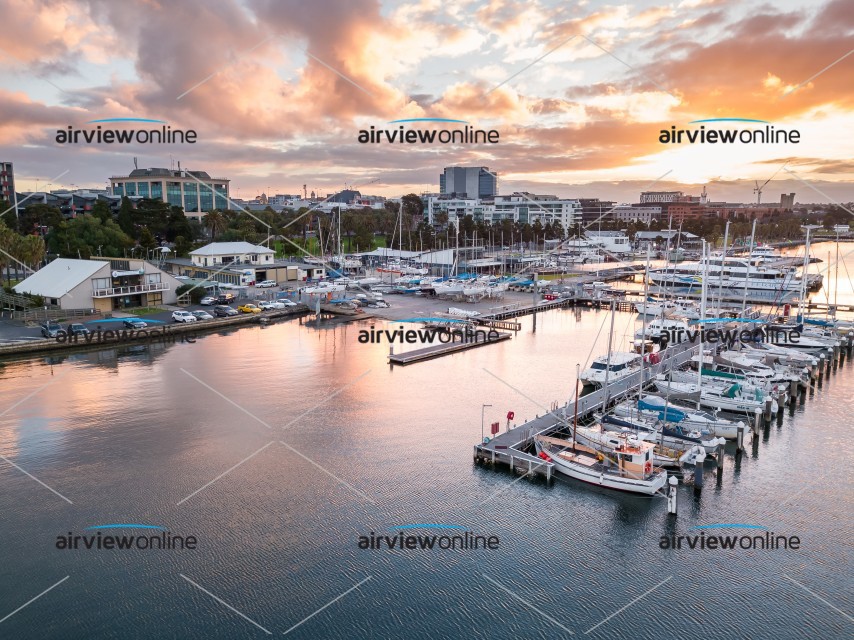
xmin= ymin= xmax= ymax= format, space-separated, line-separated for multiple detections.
xmin=133 ymin=156 xmax=138 ymax=170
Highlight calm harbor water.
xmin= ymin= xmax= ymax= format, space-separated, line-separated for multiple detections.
xmin=1 ymin=243 xmax=853 ymax=639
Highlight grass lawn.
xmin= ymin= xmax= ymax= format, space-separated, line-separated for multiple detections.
xmin=130 ymin=307 xmax=167 ymax=316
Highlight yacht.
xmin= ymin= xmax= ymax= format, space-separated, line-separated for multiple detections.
xmin=648 ymin=256 xmax=822 ymax=293
xmin=580 ymin=352 xmax=644 ymax=389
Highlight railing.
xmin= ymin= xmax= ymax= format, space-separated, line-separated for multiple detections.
xmin=11 ymin=308 xmax=102 ymax=322
xmin=92 ymin=282 xmax=169 ymax=297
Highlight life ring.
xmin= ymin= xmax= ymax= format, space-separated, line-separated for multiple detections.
xmin=644 ymin=461 xmax=652 ymax=474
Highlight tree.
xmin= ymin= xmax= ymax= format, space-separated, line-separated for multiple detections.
xmin=92 ymin=200 xmax=112 ymax=224
xmin=46 ymin=214 xmax=134 ymax=259
xmin=173 ymin=235 xmax=192 ymax=257
xmin=139 ymin=227 xmax=157 ymax=253
xmin=166 ymin=206 xmax=192 ymax=242
xmin=203 ymin=210 xmax=227 ymax=241
xmin=117 ymin=196 xmax=135 ymax=236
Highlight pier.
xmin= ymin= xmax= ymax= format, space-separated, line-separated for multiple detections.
xmin=388 ymin=332 xmax=512 ymax=365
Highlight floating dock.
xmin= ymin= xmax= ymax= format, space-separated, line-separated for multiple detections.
xmin=388 ymin=332 xmax=512 ymax=365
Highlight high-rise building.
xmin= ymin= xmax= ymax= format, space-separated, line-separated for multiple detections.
xmin=781 ymin=193 xmax=795 ymax=209
xmin=439 ymin=166 xmax=497 ymax=199
xmin=0 ymin=161 xmax=15 ymax=205
xmin=109 ymin=167 xmax=230 ymax=220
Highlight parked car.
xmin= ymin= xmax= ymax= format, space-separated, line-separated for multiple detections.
xmin=279 ymin=299 xmax=298 ymax=307
xmin=40 ymin=321 xmax=62 ymax=338
xmin=217 ymin=293 xmax=235 ymax=304
xmin=237 ymin=303 xmax=262 ymax=314
xmin=258 ymin=300 xmax=285 ymax=310
xmin=67 ymin=322 xmax=91 ymax=336
xmin=256 ymin=280 xmax=277 ymax=288
xmin=123 ymin=319 xmax=148 ymax=329
xmin=172 ymin=310 xmax=197 ymax=323
xmin=200 ymin=296 xmax=217 ymax=306
xmin=214 ymin=305 xmax=238 ymax=317
xmin=191 ymin=310 xmax=214 ymax=320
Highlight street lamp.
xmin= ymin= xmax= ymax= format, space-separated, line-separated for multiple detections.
xmin=481 ymin=403 xmax=493 ymax=443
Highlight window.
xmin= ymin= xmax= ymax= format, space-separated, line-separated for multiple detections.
xmin=92 ymin=277 xmax=110 ymax=290
xmin=150 ymin=181 xmax=163 ymax=200
xmin=137 ymin=182 xmax=149 ymax=198
xmin=145 ymin=273 xmax=161 ymax=284
xmin=167 ymin=182 xmax=182 ymax=207
xmin=199 ymin=183 xmax=213 ymax=212
xmin=183 ymin=183 xmax=199 ymax=212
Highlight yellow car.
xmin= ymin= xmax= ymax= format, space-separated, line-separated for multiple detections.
xmin=237 ymin=303 xmax=262 ymax=314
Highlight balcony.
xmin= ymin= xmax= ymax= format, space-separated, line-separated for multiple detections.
xmin=92 ymin=282 xmax=170 ymax=297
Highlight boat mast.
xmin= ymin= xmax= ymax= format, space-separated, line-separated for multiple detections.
xmin=715 ymin=220 xmax=730 ymax=313
xmin=741 ymin=218 xmax=757 ymax=318
xmin=834 ymin=228 xmax=840 ymax=316
xmin=639 ymin=247 xmax=651 ymax=397
xmin=698 ymin=239 xmax=708 ymax=409
xmin=603 ymin=298 xmax=616 ymax=407
xmin=571 ymin=363 xmax=580 ymax=451
xmin=799 ymin=226 xmax=816 ymax=321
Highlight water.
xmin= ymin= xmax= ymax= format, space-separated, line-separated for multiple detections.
xmin=2 ymin=265 xmax=853 ymax=638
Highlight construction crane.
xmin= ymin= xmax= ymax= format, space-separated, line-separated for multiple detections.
xmin=753 ymin=163 xmax=787 ymax=205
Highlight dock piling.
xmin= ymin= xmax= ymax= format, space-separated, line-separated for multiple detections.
xmin=736 ymin=425 xmax=745 ymax=451
xmin=694 ymin=453 xmax=706 ymax=487
xmin=753 ymin=408 xmax=763 ymax=434
xmin=667 ymin=476 xmax=678 ymax=515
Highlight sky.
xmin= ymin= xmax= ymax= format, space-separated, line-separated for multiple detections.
xmin=0 ymin=0 xmax=852 ymax=206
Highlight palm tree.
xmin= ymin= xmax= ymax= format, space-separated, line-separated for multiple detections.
xmin=203 ymin=210 xmax=227 ymax=241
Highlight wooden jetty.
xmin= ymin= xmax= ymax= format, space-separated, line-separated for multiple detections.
xmin=388 ymin=332 xmax=512 ymax=365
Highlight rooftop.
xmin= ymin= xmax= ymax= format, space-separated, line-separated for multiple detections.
xmin=190 ymin=242 xmax=275 ymax=256
xmin=13 ymin=258 xmax=108 ymax=298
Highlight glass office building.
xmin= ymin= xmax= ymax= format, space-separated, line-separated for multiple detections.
xmin=110 ymin=168 xmax=230 ymax=219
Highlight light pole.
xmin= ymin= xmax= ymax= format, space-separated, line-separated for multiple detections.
xmin=481 ymin=403 xmax=493 ymax=443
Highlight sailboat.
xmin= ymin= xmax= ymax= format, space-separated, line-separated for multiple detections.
xmin=534 ymin=431 xmax=667 ymax=495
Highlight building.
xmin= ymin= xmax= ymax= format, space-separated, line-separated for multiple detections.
xmin=781 ymin=193 xmax=795 ymax=209
xmin=164 ymin=241 xmax=324 ymax=286
xmin=640 ymin=191 xmax=684 ymax=204
xmin=109 ymin=167 xmax=230 ymax=220
xmin=425 ymin=193 xmax=580 ymax=230
xmin=611 ymin=205 xmax=661 ymax=224
xmin=492 ymin=193 xmax=580 ymax=229
xmin=578 ymin=198 xmax=616 ymax=225
xmin=584 ymin=230 xmax=632 ymax=255
xmin=439 ymin=167 xmax=497 ymax=199
xmin=1 ymin=161 xmax=15 ymax=207
xmin=190 ymin=242 xmax=275 ymax=268
xmin=13 ymin=257 xmax=181 ymax=312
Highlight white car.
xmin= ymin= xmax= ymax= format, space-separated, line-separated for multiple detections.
xmin=280 ymin=299 xmax=297 ymax=307
xmin=191 ymin=310 xmax=214 ymax=320
xmin=172 ymin=310 xmax=197 ymax=323
xmin=259 ymin=301 xmax=285 ymax=310
xmin=200 ymin=296 xmax=217 ymax=306
xmin=256 ymin=280 xmax=277 ymax=288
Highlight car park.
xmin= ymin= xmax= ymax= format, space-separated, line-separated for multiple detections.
xmin=40 ymin=321 xmax=62 ymax=338
xmin=200 ymin=296 xmax=217 ymax=305
xmin=237 ymin=303 xmax=262 ymax=314
xmin=123 ymin=319 xmax=148 ymax=329
xmin=191 ymin=310 xmax=214 ymax=320
xmin=213 ymin=305 xmax=238 ymax=317
xmin=256 ymin=280 xmax=277 ymax=288
xmin=171 ymin=310 xmax=197 ymax=323
xmin=67 ymin=322 xmax=91 ymax=336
